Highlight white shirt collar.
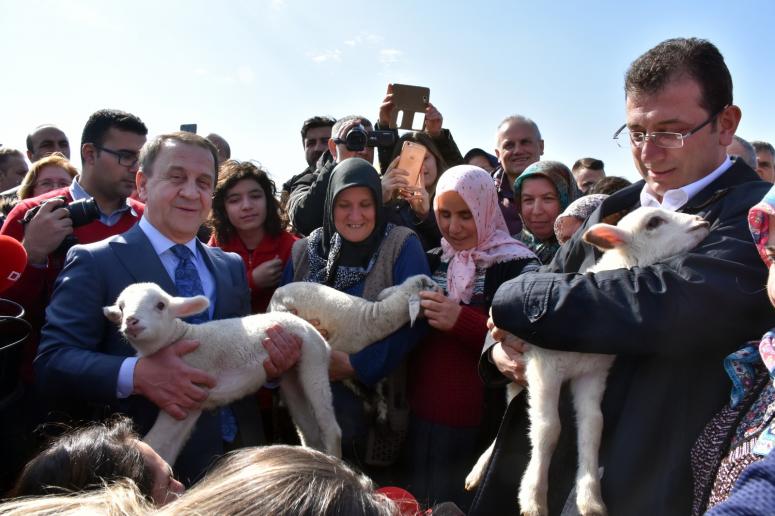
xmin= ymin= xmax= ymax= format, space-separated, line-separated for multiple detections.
xmin=138 ymin=217 xmax=199 ymax=258
xmin=639 ymin=156 xmax=733 ymax=211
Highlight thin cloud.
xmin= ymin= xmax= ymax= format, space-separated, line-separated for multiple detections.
xmin=380 ymin=49 xmax=403 ymax=64
xmin=309 ymin=50 xmax=342 ymax=63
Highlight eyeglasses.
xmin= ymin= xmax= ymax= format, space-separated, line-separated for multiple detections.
xmin=612 ymin=106 xmax=728 ymax=149
xmin=94 ymin=145 xmax=140 ymax=168
xmin=35 ymin=179 xmax=72 ymax=190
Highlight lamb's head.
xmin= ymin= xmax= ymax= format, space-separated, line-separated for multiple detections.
xmin=103 ymin=282 xmax=210 ymax=356
xmin=376 ymin=274 xmax=441 ymax=326
xmin=583 ymin=207 xmax=710 ymax=267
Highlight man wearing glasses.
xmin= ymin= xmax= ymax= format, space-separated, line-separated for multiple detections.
xmin=470 ymin=38 xmax=774 ymax=515
xmin=0 ymin=110 xmax=148 ymax=476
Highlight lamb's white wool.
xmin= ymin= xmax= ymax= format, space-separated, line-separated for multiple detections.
xmin=103 ymin=283 xmax=341 ymax=465
xmin=268 ymin=274 xmax=439 ymax=353
xmin=464 ymin=207 xmax=710 ymax=516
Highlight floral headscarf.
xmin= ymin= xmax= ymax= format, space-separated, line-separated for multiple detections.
xmin=434 ymin=165 xmax=536 ymax=303
xmin=725 ymin=183 xmax=775 ymax=408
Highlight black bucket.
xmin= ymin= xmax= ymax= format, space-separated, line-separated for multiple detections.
xmin=0 ymin=298 xmax=31 ymax=404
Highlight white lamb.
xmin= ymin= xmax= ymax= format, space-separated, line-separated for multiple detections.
xmin=103 ymin=283 xmax=341 ymax=465
xmin=267 ymin=274 xmax=440 ymax=353
xmin=464 ymin=207 xmax=710 ymax=516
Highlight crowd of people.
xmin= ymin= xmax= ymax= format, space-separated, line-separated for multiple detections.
xmin=1 ymin=36 xmax=775 ymax=515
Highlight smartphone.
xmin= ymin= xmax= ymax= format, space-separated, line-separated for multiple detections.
xmin=389 ymin=84 xmax=430 ymax=130
xmin=180 ymin=123 xmax=198 ymax=134
xmin=397 ymin=141 xmax=427 ymax=193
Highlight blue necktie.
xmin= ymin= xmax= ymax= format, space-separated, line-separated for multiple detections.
xmin=171 ymin=244 xmax=208 ymax=324
xmin=170 ymin=244 xmax=238 ymax=443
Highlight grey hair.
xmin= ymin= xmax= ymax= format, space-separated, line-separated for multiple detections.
xmin=752 ymin=140 xmax=775 ymax=156
xmin=495 ymin=115 xmax=542 ymax=143
xmin=729 ymin=135 xmax=757 ymax=169
xmin=331 ymin=115 xmax=373 ymax=140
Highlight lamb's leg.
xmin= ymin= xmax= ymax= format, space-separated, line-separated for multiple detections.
xmin=294 ymin=357 xmax=342 ymax=458
xmin=570 ymin=372 xmax=608 ymax=516
xmin=465 ymin=382 xmax=525 ymax=491
xmin=143 ymin=409 xmax=202 ymax=465
xmin=280 ymin=370 xmax=325 ymax=450
xmin=519 ymin=360 xmax=563 ymax=516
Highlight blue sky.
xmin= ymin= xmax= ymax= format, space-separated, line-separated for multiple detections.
xmin=2 ymin=0 xmax=773 ymax=187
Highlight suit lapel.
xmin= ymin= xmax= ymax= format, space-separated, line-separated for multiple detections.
xmin=197 ymin=240 xmax=230 ymax=319
xmin=109 ymin=225 xmax=177 ymax=294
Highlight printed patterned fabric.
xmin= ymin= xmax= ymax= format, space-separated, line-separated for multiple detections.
xmin=170 ymin=244 xmax=237 ymax=442
xmin=170 ymin=244 xmax=208 ymax=324
xmin=748 ymin=182 xmax=775 ymax=267
xmin=434 ymin=165 xmax=535 ymax=303
xmin=305 ymin=224 xmax=394 ymax=291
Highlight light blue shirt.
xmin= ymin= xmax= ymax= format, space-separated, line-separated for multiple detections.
xmin=639 ymin=156 xmax=733 ymax=211
xmin=70 ymin=179 xmax=138 ymax=226
xmin=116 ymin=217 xmax=215 ymax=398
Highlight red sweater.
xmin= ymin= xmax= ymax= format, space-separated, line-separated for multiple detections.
xmin=208 ymin=230 xmax=297 ymax=313
xmin=407 ymin=304 xmax=489 ymax=427
xmin=0 ymin=187 xmax=144 ymax=383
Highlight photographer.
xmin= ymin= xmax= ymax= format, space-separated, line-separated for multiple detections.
xmin=288 ymin=115 xmax=390 ymax=236
xmin=0 ymin=109 xmax=147 ymax=386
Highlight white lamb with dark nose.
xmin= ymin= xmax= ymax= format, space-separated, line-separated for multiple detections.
xmin=464 ymin=207 xmax=711 ymax=516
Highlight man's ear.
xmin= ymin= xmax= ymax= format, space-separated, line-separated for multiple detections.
xmin=81 ymin=142 xmax=97 ymax=166
xmin=136 ymin=171 xmax=149 ymax=202
xmin=26 ymin=150 xmax=34 ymax=161
xmin=327 ymin=138 xmax=338 ymax=160
xmin=539 ymin=139 xmax=545 ymax=156
xmin=718 ymin=105 xmax=742 ymax=147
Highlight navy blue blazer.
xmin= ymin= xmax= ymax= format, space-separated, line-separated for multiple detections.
xmin=35 ymin=223 xmax=252 ymax=482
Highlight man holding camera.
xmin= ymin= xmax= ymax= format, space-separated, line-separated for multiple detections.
xmin=0 ymin=109 xmax=148 ymax=383
xmin=287 ymin=114 xmax=377 ymax=236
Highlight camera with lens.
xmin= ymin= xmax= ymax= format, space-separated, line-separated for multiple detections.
xmin=334 ymin=125 xmax=397 ymax=152
xmin=22 ymin=196 xmax=101 ymax=255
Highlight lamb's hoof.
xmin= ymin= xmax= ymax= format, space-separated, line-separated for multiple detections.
xmin=464 ymin=466 xmax=483 ymax=491
xmin=518 ymin=498 xmax=548 ymax=516
xmin=519 ymin=484 xmax=548 ymax=516
xmin=577 ymin=498 xmax=607 ymax=516
xmin=577 ymin=480 xmax=607 ymax=515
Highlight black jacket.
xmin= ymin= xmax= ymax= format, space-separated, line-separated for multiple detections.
xmin=471 ymin=159 xmax=775 ymax=516
xmin=286 ymin=151 xmax=336 ymax=236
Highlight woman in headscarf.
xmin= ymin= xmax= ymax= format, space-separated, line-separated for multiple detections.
xmin=380 ymin=132 xmax=449 ymax=251
xmin=281 ymin=157 xmax=430 ymax=477
xmin=513 ymin=160 xmax=580 ymax=264
xmin=692 ymin=183 xmax=775 ymax=514
xmin=405 ymin=165 xmax=540 ymax=510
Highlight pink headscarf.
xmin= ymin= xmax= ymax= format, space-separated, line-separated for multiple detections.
xmin=434 ymin=165 xmax=536 ymax=303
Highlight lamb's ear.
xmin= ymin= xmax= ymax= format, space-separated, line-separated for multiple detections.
xmin=408 ymin=294 xmax=421 ymax=327
xmin=169 ymin=295 xmax=210 ymax=318
xmin=377 ymin=285 xmax=399 ymax=301
xmin=583 ymin=223 xmax=630 ymax=251
xmin=103 ymin=305 xmax=122 ymax=324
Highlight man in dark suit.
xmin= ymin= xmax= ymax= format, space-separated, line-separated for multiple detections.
xmin=470 ymin=38 xmax=775 ymax=515
xmin=35 ymin=131 xmax=300 ymax=486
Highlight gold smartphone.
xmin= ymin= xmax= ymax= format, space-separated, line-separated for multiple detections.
xmin=397 ymin=141 xmax=427 ymax=194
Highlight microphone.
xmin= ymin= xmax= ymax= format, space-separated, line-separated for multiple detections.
xmin=0 ymin=235 xmax=27 ymax=294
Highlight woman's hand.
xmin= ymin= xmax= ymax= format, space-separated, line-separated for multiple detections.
xmin=419 ymin=290 xmax=461 ymax=331
xmin=378 ymin=84 xmax=395 ymax=127
xmin=423 ymin=102 xmax=443 ymax=138
xmin=381 ymin=158 xmax=410 ymax=203
xmin=400 ymin=184 xmax=430 ymax=219
xmin=329 ymin=350 xmax=355 ymax=381
xmin=251 ymin=256 xmax=283 ymax=289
